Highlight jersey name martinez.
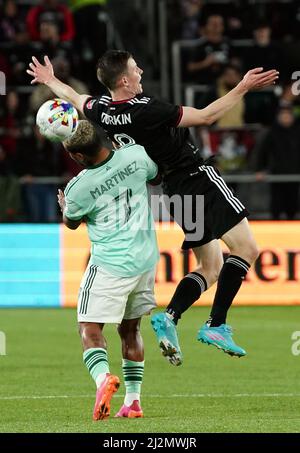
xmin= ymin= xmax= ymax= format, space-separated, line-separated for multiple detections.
xmin=90 ymin=160 xmax=137 ymax=199
xmin=101 ymin=112 xmax=132 ymax=125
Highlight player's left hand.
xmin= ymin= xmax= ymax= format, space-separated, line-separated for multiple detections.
xmin=239 ymin=67 xmax=279 ymax=92
xmin=57 ymin=189 xmax=66 ymax=213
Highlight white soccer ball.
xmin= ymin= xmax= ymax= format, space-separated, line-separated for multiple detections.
xmin=36 ymin=98 xmax=78 ymax=142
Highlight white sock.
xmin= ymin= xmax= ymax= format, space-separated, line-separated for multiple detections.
xmin=166 ymin=312 xmax=175 ymax=322
xmin=95 ymin=372 xmax=108 ymax=388
xmin=124 ymin=392 xmax=140 ymax=406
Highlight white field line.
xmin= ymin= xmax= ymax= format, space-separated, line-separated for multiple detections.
xmin=0 ymin=393 xmax=300 ymax=401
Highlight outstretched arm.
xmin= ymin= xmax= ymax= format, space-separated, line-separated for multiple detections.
xmin=178 ymin=67 xmax=279 ymax=127
xmin=27 ymin=56 xmax=90 ymax=115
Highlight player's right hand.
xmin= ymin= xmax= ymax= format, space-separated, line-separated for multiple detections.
xmin=26 ymin=55 xmax=54 ymax=85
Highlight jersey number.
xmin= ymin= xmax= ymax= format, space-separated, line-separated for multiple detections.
xmin=114 ymin=133 xmax=136 ymax=146
xmin=115 ymin=188 xmax=133 ymax=224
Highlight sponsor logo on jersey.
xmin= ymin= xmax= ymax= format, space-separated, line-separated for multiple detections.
xmin=86 ymin=99 xmax=97 ymax=109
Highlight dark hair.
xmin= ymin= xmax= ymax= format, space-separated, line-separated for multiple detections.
xmin=63 ymin=120 xmax=103 ymax=157
xmin=96 ymin=50 xmax=132 ymax=90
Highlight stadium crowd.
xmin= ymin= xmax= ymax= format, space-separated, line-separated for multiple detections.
xmin=0 ymin=0 xmax=300 ymax=222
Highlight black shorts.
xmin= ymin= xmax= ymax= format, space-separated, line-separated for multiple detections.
xmin=163 ymin=164 xmax=249 ymax=249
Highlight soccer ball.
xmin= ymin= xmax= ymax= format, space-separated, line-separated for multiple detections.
xmin=36 ymin=98 xmax=78 ymax=142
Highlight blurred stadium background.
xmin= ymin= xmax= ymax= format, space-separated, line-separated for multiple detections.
xmin=0 ymin=0 xmax=300 ymax=433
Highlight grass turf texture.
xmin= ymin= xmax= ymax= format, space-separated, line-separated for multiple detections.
xmin=0 ymin=306 xmax=299 ymax=433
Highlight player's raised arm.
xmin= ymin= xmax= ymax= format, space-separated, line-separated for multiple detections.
xmin=178 ymin=67 xmax=279 ymax=127
xmin=27 ymin=56 xmax=90 ymax=115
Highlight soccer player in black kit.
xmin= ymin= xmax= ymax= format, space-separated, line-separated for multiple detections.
xmin=27 ymin=52 xmax=278 ymax=366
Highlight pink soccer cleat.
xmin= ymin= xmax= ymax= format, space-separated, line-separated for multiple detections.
xmin=93 ymin=373 xmax=120 ymax=421
xmin=115 ymin=400 xmax=144 ymax=418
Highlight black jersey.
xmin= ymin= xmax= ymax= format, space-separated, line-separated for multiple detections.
xmin=83 ymin=93 xmax=203 ymax=173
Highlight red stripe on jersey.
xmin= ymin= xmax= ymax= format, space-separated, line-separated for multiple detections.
xmin=175 ymin=105 xmax=183 ymax=127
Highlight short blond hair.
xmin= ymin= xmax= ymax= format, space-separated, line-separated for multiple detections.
xmin=63 ymin=120 xmax=102 ymax=156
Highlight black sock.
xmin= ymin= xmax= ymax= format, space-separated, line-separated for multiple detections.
xmin=166 ymin=272 xmax=207 ymax=324
xmin=208 ymin=255 xmax=250 ymax=327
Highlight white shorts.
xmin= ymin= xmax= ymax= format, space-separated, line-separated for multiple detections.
xmin=77 ymin=264 xmax=157 ymax=324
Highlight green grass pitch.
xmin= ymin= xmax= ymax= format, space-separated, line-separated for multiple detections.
xmin=0 ymin=306 xmax=300 ymax=433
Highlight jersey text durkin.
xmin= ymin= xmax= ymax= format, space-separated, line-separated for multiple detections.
xmin=101 ymin=112 xmax=132 ymax=125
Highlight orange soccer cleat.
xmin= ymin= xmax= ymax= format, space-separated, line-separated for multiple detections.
xmin=93 ymin=373 xmax=120 ymax=421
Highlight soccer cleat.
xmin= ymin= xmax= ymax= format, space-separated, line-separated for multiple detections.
xmin=115 ymin=400 xmax=144 ymax=418
xmin=151 ymin=313 xmax=183 ymax=366
xmin=93 ymin=373 xmax=120 ymax=421
xmin=197 ymin=323 xmax=246 ymax=357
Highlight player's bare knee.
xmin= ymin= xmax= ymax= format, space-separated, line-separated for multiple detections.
xmin=231 ymin=241 xmax=259 ymax=265
xmin=118 ymin=319 xmax=140 ymax=337
xmin=215 ymin=258 xmax=224 ymax=279
xmin=117 ymin=323 xmax=124 ymax=338
xmin=118 ymin=323 xmax=140 ymax=341
xmin=251 ymin=244 xmax=259 ymax=263
xmin=79 ymin=322 xmax=105 ymax=347
xmin=243 ymin=241 xmax=259 ymax=264
xmin=200 ymin=260 xmax=222 ymax=286
xmin=78 ymin=322 xmax=85 ymax=338
xmin=117 ymin=323 xmax=130 ymax=341
xmin=201 ymin=268 xmax=219 ymax=287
